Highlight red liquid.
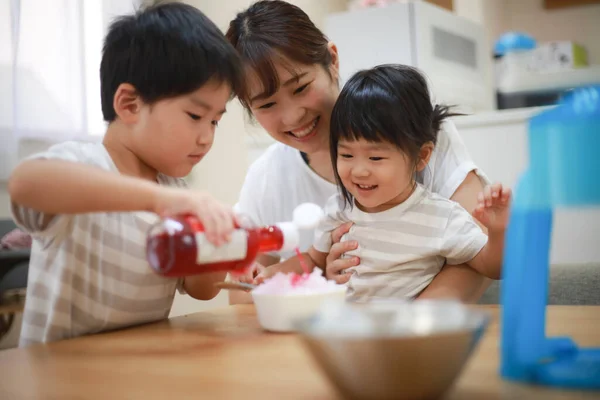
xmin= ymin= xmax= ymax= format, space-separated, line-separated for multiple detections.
xmin=295 ymin=247 xmax=310 ymax=274
xmin=292 ymin=247 xmax=310 ymax=286
xmin=147 ymin=215 xmax=285 ymax=277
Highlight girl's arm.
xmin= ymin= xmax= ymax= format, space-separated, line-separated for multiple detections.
xmin=416 ymin=171 xmax=491 ymax=303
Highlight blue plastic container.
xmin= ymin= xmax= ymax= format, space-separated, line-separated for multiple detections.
xmin=500 ymin=86 xmax=600 ymax=389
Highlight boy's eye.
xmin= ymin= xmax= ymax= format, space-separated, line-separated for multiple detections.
xmin=294 ymin=83 xmax=310 ymax=95
xmin=187 ymin=112 xmax=201 ymax=121
xmin=258 ymin=102 xmax=275 ymax=110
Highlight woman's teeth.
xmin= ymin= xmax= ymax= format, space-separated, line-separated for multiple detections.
xmin=289 ymin=118 xmax=318 ymax=138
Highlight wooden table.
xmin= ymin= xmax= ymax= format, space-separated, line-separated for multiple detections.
xmin=0 ymin=305 xmax=598 ymax=399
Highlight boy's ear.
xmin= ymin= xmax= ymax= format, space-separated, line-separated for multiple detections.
xmin=113 ymin=83 xmax=142 ymax=124
xmin=416 ymin=142 xmax=434 ymax=172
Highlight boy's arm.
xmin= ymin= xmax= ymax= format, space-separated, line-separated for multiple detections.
xmin=184 ymin=272 xmax=228 ymax=300
xmin=9 ymin=159 xmax=235 ymax=244
xmin=10 ymin=159 xmax=159 ymax=217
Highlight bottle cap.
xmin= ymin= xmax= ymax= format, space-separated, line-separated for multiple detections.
xmin=293 ymin=203 xmax=325 ymax=230
xmin=276 ymin=222 xmax=300 ymax=253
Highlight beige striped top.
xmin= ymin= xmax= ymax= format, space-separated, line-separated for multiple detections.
xmin=313 ymin=184 xmax=488 ymax=301
xmin=12 ymin=141 xmax=185 ymax=346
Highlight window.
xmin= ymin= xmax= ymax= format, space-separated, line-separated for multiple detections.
xmin=0 ymin=0 xmax=140 ymax=179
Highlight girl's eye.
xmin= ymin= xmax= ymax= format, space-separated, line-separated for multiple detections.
xmin=258 ymin=102 xmax=275 ymax=110
xmin=294 ymin=83 xmax=310 ymax=95
xmin=339 ymin=154 xmax=353 ymax=159
xmin=187 ymin=112 xmax=201 ymax=121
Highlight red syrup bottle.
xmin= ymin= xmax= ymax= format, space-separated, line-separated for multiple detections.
xmin=146 ymin=203 xmax=324 ymax=277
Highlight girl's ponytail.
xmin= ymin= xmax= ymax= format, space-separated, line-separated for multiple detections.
xmin=431 ymin=104 xmax=463 ymax=138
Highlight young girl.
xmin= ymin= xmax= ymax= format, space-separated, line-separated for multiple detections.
xmin=255 ymin=65 xmax=510 ymax=301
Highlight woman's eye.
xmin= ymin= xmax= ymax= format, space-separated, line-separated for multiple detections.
xmin=212 ymin=120 xmax=219 ymax=127
xmin=259 ymin=102 xmax=275 ymax=110
xmin=370 ymin=157 xmax=384 ymax=161
xmin=294 ymin=83 xmax=310 ymax=95
xmin=187 ymin=112 xmax=201 ymax=121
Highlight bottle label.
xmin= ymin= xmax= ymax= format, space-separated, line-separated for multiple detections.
xmin=196 ymin=230 xmax=248 ymax=264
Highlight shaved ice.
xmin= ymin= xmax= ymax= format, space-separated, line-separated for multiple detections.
xmin=253 ymin=269 xmax=342 ymax=296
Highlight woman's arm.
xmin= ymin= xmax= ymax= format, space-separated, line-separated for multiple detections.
xmin=416 ymin=171 xmax=492 ymax=303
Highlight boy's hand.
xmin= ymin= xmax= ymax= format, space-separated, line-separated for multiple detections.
xmin=472 ymin=183 xmax=512 ymax=234
xmin=154 ymin=188 xmax=236 ymax=246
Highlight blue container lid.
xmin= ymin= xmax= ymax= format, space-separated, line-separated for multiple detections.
xmin=530 ymin=85 xmax=600 ymax=127
xmin=494 ymin=32 xmax=536 ymax=56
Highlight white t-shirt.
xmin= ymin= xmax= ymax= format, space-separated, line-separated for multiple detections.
xmin=313 ymin=184 xmax=488 ymax=301
xmin=235 ymin=120 xmax=489 ymax=260
xmin=12 ymin=141 xmax=185 ymax=346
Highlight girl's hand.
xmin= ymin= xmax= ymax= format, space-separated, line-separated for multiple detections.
xmin=472 ymin=183 xmax=512 ymax=234
xmin=254 ymin=264 xmax=281 ymax=285
xmin=230 ymin=262 xmax=266 ymax=285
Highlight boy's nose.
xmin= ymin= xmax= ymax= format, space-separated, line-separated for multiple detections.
xmin=196 ymin=128 xmax=214 ymax=147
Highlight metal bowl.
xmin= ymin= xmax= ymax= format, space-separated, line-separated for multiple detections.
xmin=296 ymin=300 xmax=489 ymax=400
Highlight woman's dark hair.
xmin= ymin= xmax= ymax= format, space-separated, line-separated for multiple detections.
xmin=226 ymin=0 xmax=333 ymax=111
xmin=101 ymin=2 xmax=242 ymax=122
xmin=330 ymin=64 xmax=460 ymax=206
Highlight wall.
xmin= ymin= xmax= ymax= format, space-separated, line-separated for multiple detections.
xmin=505 ymin=0 xmax=600 ymax=64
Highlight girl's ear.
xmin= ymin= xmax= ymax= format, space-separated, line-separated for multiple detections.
xmin=416 ymin=142 xmax=434 ymax=172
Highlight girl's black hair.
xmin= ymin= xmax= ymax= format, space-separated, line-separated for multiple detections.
xmin=330 ymin=64 xmax=461 ymax=206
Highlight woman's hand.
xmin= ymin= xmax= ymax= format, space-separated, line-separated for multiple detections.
xmin=325 ymin=222 xmax=360 ymax=284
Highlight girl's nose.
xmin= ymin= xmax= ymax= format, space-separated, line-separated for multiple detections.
xmin=351 ymin=163 xmax=371 ymax=178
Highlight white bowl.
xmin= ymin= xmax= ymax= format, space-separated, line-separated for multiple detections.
xmin=252 ymin=287 xmax=347 ymax=332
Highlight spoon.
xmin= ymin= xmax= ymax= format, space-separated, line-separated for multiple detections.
xmin=214 ymin=281 xmax=257 ymax=292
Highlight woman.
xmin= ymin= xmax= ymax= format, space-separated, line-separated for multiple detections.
xmin=227 ymin=0 xmax=493 ymax=304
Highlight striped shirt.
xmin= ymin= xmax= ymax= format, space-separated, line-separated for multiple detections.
xmin=313 ymin=184 xmax=488 ymax=301
xmin=11 ymin=141 xmax=185 ymax=346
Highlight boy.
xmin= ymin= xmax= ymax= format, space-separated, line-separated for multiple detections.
xmin=8 ymin=3 xmax=243 ymax=346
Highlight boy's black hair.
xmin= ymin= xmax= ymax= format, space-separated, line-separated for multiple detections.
xmin=100 ymin=2 xmax=243 ymax=122
xmin=330 ymin=64 xmax=460 ymax=206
